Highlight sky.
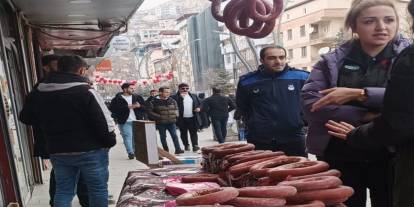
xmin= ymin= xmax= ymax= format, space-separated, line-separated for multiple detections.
xmin=139 ymin=0 xmax=171 ymax=10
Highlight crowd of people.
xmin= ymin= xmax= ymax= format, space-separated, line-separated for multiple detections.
xmin=17 ymin=0 xmax=414 ymax=206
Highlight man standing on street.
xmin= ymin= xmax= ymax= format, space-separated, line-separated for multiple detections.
xmin=202 ymin=87 xmax=236 ymax=143
xmin=148 ymin=87 xmax=184 ymax=154
xmin=172 ymin=83 xmax=201 ymax=152
xmin=109 ymin=82 xmax=146 ymax=159
xmin=20 ymin=55 xmax=116 ymax=207
xmin=236 ymin=46 xmax=309 ymax=156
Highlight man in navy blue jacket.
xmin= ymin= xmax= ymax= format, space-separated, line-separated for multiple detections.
xmin=236 ymin=45 xmax=309 ymax=156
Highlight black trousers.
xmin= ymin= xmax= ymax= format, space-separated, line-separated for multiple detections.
xmin=178 ymin=117 xmax=199 ymax=147
xmin=318 ymin=157 xmax=392 ymax=207
xmin=247 ymin=138 xmax=307 ymax=157
xmin=49 ymin=169 xmax=89 ymax=207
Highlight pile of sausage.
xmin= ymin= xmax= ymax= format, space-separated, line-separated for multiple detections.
xmin=175 ymin=185 xmax=351 ymax=206
xmin=209 ymin=0 xmax=283 ymax=38
xmin=189 ymin=143 xmax=354 ymax=206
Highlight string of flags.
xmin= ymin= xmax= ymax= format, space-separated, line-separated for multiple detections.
xmin=94 ymin=71 xmax=174 ymax=86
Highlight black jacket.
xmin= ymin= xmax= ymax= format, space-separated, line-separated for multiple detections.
xmin=147 ymin=97 xmax=179 ymax=124
xmin=171 ymin=92 xmax=203 ymax=128
xmin=202 ymin=94 xmax=236 ymax=119
xmin=109 ymin=93 xmax=146 ymax=124
xmin=345 ymin=45 xmax=414 ymax=207
xmin=19 ymin=72 xmax=116 ymax=154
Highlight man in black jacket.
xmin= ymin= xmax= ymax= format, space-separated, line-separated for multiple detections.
xmin=172 ymin=83 xmax=201 ymax=152
xmin=19 ymin=55 xmax=116 ymax=207
xmin=202 ymin=87 xmax=236 ymax=143
xmin=109 ymin=83 xmax=146 ymax=159
xmin=36 ymin=54 xmax=90 ymax=207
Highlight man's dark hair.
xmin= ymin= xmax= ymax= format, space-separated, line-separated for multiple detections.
xmin=121 ymin=82 xmax=132 ymax=90
xmin=198 ymin=93 xmax=205 ymax=99
xmin=259 ymin=45 xmax=287 ymax=60
xmin=58 ymin=55 xmax=88 ymax=73
xmin=159 ymin=86 xmax=170 ymax=92
xmin=212 ymin=87 xmax=221 ymax=94
xmin=42 ymin=54 xmax=60 ymax=66
xmin=178 ymin=83 xmax=189 ymax=89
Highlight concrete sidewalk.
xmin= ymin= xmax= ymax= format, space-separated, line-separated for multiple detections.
xmin=27 ymin=126 xmax=232 ymax=206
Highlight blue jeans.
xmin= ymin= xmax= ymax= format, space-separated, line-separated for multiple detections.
xmin=118 ymin=122 xmax=134 ymax=154
xmin=157 ymin=123 xmax=181 ymax=152
xmin=50 ymin=149 xmax=109 ymax=207
xmin=211 ymin=117 xmax=228 ymax=143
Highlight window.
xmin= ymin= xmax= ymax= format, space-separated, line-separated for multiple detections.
xmin=300 ymin=26 xmax=306 ymax=37
xmin=286 ymin=13 xmax=290 ymax=20
xmin=279 ymin=32 xmax=283 ymax=42
xmin=287 ymin=29 xmax=293 ymax=40
xmin=301 ymin=46 xmax=307 ymax=58
xmin=304 ymin=8 xmax=307 ymax=14
xmin=288 ymin=49 xmax=293 ymax=59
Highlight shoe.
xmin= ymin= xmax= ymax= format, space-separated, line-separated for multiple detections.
xmin=174 ymin=149 xmax=184 ymax=154
xmin=128 ymin=153 xmax=135 ymax=160
xmin=184 ymin=145 xmax=190 ymax=151
xmin=193 ymin=146 xmax=200 ymax=152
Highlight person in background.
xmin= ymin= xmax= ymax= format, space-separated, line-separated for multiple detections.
xmin=202 ymin=87 xmax=236 ymax=143
xmin=172 ymin=83 xmax=201 ymax=152
xmin=146 ymin=89 xmax=158 ymax=103
xmin=148 ymin=87 xmax=184 ymax=155
xmin=236 ymin=45 xmax=309 ymax=156
xmin=302 ymin=0 xmax=410 ymax=206
xmin=109 ymin=82 xmax=146 ymax=159
xmin=20 ymin=55 xmax=116 ymax=207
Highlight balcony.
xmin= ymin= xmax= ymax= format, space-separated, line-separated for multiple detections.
xmin=309 ymin=32 xmax=335 ymax=46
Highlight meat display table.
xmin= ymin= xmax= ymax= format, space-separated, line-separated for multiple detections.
xmin=116 ymin=165 xmax=201 ymax=207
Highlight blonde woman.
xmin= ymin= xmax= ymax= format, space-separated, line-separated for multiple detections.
xmin=301 ymin=0 xmax=410 ymax=206
xmin=326 ymin=1 xmax=414 ymax=206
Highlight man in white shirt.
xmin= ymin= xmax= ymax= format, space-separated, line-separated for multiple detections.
xmin=172 ymin=83 xmax=201 ymax=152
xmin=109 ymin=83 xmax=146 ymax=159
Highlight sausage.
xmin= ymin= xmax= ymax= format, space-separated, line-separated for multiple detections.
xmin=250 ymin=156 xmax=308 ymax=178
xmin=225 ymin=150 xmax=267 ymax=163
xmin=209 ymin=0 xmax=284 ymax=39
xmin=212 ymin=143 xmax=255 ymax=158
xmin=232 ymin=151 xmax=285 ymax=166
xmin=268 ymin=161 xmax=330 ymax=181
xmin=286 ymin=169 xmax=341 ymax=181
xmin=176 ymin=187 xmax=239 ymax=206
xmin=238 ymin=186 xmax=297 ymax=198
xmin=177 ymin=205 xmax=234 ymax=207
xmin=278 ymin=176 xmax=342 ymax=192
xmin=284 ymin=200 xmax=325 ymax=207
xmin=323 ymin=197 xmax=348 ymax=206
xmin=287 ymin=186 xmax=354 ymax=204
xmin=229 ymin=157 xmax=276 ymax=177
xmin=224 ymin=197 xmax=286 ymax=207
xmin=181 ymin=173 xmax=220 ymax=183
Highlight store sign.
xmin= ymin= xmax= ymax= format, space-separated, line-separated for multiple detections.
xmin=111 ymin=36 xmax=130 ymax=51
xmin=96 ymin=59 xmax=112 ymax=71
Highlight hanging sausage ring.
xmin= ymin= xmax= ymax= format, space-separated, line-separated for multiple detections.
xmin=210 ymin=0 xmax=284 ymax=38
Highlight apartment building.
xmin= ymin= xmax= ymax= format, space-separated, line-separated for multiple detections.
xmin=280 ymin=0 xmax=352 ymax=70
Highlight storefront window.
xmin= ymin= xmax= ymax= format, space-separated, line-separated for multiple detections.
xmin=0 ymin=45 xmax=31 ymax=202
